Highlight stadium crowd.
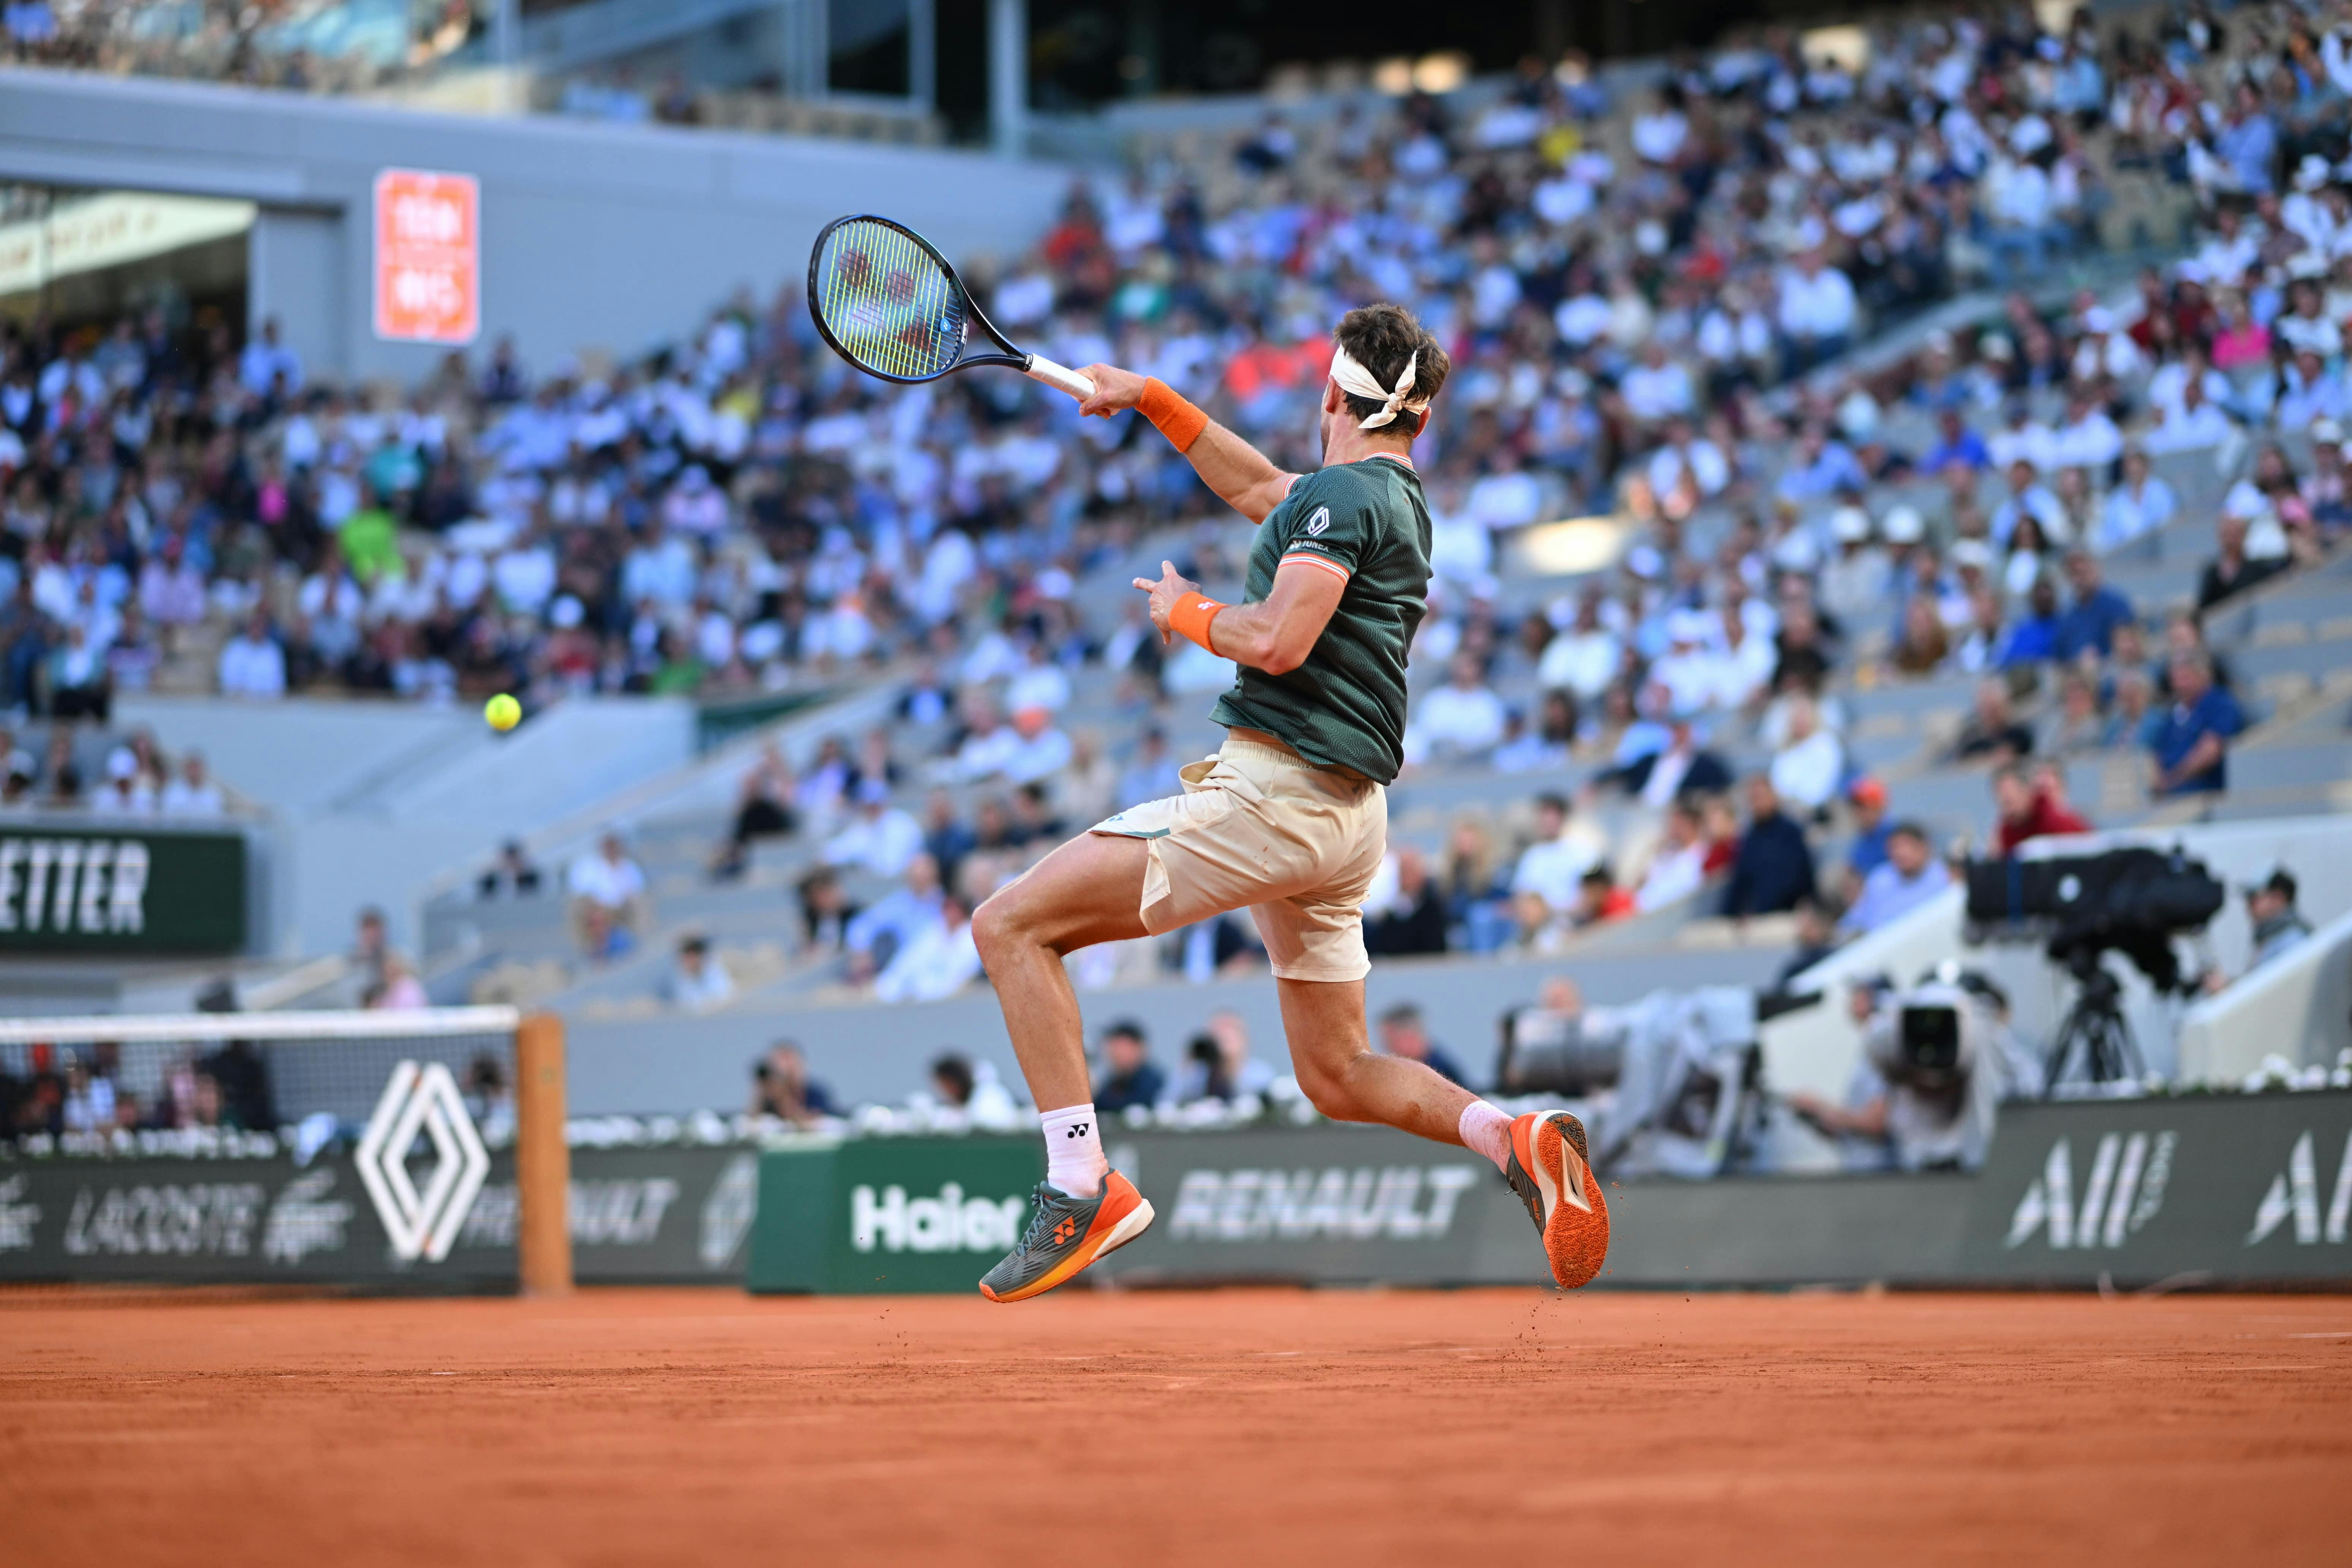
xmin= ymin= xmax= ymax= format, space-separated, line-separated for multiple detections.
xmin=6 ymin=1 xmax=2346 ymax=1020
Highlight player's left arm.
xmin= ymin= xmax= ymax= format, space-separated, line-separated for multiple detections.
xmin=1132 ymin=558 xmax=1344 ymax=676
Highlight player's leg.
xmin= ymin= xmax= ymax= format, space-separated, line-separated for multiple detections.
xmin=971 ymin=829 xmax=1149 ymax=1112
xmin=967 ymin=830 xmax=1156 ymax=1303
xmin=1275 ymin=976 xmax=1475 ymax=1143
xmin=1262 ymin=839 xmax=1611 ymax=1290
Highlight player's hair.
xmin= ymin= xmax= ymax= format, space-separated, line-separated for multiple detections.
xmin=1332 ymin=303 xmax=1449 ymax=439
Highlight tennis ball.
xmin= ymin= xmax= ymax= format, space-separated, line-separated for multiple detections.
xmin=484 ymin=694 xmax=522 ymax=732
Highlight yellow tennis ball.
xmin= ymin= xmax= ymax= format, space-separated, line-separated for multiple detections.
xmin=484 ymin=694 xmax=522 ymax=732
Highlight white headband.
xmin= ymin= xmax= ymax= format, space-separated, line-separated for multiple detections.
xmin=1330 ymin=344 xmax=1430 ymax=430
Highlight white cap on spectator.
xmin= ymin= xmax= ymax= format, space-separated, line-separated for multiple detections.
xmin=1949 ymin=538 xmax=1993 ymax=572
xmin=1881 ymin=504 xmax=1926 ymax=544
xmin=550 ymin=594 xmax=585 ymax=629
xmin=1830 ymin=504 xmax=1872 ymax=542
xmin=2297 ymin=153 xmax=2333 ymax=191
xmin=2081 ymin=305 xmax=2117 ymax=334
xmin=1666 ymin=609 xmax=1713 ymax=645
xmin=2314 ymin=418 xmax=2343 ymax=446
xmin=107 ymin=747 xmax=137 ymax=781
xmin=1624 ymin=543 xmax=1666 ymax=580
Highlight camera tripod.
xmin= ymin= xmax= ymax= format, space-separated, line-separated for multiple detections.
xmin=2042 ymin=947 xmax=2145 ymax=1093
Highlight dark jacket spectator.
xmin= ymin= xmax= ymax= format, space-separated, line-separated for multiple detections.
xmin=1366 ymin=847 xmax=1448 ymax=956
xmin=2196 ymin=514 xmax=2291 ymax=611
xmin=1721 ymin=777 xmax=1818 ymax=917
xmin=1093 ymin=1020 xmax=1165 ymax=1113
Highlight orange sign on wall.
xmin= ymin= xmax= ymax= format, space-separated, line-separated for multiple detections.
xmin=373 ymin=168 xmax=479 ymax=345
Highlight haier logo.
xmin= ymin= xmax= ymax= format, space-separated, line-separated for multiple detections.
xmin=851 ymin=1182 xmax=1025 ymax=1254
xmin=2005 ymin=1132 xmax=2177 ymax=1250
xmin=1169 ymin=1164 xmax=1479 ymax=1243
xmin=2245 ymin=1129 xmax=2352 ymax=1246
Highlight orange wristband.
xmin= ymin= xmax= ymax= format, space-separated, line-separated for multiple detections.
xmin=1168 ymin=590 xmax=1225 ymax=652
xmin=1137 ymin=377 xmax=1208 ymax=453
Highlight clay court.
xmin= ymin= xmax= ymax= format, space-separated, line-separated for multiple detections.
xmin=6 ymin=1287 xmax=2349 ymax=1565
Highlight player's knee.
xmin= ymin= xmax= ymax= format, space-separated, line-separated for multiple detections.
xmin=969 ymin=892 xmax=1029 ymax=961
xmin=1295 ymin=1054 xmax=1369 ymax=1122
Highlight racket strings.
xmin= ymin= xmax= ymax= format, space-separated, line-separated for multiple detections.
xmin=816 ymin=220 xmax=965 ymax=380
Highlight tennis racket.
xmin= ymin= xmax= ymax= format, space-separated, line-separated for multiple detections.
xmin=806 ymin=214 xmax=1096 ymax=400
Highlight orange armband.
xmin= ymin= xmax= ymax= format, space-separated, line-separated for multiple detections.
xmin=1168 ymin=590 xmax=1225 ymax=652
xmin=1137 ymin=377 xmax=1208 ymax=453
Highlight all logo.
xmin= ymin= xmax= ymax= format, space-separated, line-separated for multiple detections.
xmin=355 ymin=1060 xmax=490 ymax=1263
xmin=1169 ymin=1163 xmax=1480 ymax=1243
xmin=2004 ymin=1132 xmax=2177 ymax=1250
xmin=2245 ymin=1128 xmax=2352 ymax=1246
xmin=1302 ymin=507 xmax=1331 ymax=536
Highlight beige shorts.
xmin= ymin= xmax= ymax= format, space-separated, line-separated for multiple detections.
xmin=1089 ymin=735 xmax=1387 ymax=982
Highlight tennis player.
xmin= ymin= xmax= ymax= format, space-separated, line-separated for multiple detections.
xmin=969 ymin=304 xmax=1609 ymax=1301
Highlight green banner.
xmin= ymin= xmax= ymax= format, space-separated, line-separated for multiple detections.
xmin=747 ymin=1135 xmax=1043 ymax=1295
xmin=0 ymin=826 xmax=246 ymax=954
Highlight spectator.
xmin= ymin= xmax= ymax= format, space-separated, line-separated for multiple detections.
xmin=1612 ymin=716 xmax=1733 ymax=806
xmin=161 ymin=751 xmax=227 ymax=818
xmin=1376 ymin=1002 xmax=1471 ymax=1089
xmin=1366 ymin=846 xmax=1448 ymax=957
xmin=1843 ymin=776 xmax=1892 ymax=891
xmin=666 ymin=934 xmax=735 ymax=1012
xmin=1721 ymin=775 xmax=1816 ymax=919
xmin=475 ymin=839 xmax=542 ymax=899
xmin=1768 ymin=694 xmax=1843 ymax=815
xmin=2197 ymin=510 xmax=2292 ymax=612
xmin=365 ymin=953 xmax=429 ymax=1010
xmin=1093 ymin=1020 xmax=1167 ymax=1113
xmin=1510 ymin=793 xmax=1600 ymax=914
xmin=1171 ymin=1010 xmax=1276 ymax=1103
xmin=845 ymin=852 xmax=946 ymax=980
xmin=823 ymin=780 xmax=923 ymax=877
xmin=1991 ymin=763 xmax=2091 ymax=854
xmin=217 ymin=611 xmax=288 ymax=700
xmin=874 ymin=893 xmax=981 ymax=1002
xmin=1953 ymin=678 xmax=2037 ymax=764
xmin=1634 ymin=798 xmax=1712 ymax=913
xmin=1409 ymin=652 xmax=1508 ymax=762
xmin=566 ymin=831 xmax=648 ymax=957
xmin=1569 ymin=865 xmax=1634 ymax=928
xmin=1840 ymin=822 xmax=1953 ymax=936
xmin=2098 ymin=447 xmax=2177 ymax=551
xmin=2228 ymin=869 xmax=2314 ymax=979
xmin=713 ymin=744 xmax=797 ymax=879
xmin=2053 ymin=551 xmax=2136 ymax=666
xmin=2149 ymin=649 xmax=2244 ymax=797
xmin=752 ymin=1042 xmax=841 ymax=1127
xmin=1771 ymin=898 xmax=1839 ymax=993
xmin=89 ymin=748 xmax=154 ymax=816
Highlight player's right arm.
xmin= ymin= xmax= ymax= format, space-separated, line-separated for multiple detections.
xmin=1076 ymin=363 xmax=1297 ymax=524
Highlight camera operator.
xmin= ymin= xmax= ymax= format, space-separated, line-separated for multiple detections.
xmin=1786 ymin=972 xmax=2036 ymax=1172
xmin=2202 ymin=869 xmax=2314 ymax=993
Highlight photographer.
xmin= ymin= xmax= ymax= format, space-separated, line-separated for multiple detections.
xmin=1788 ymin=974 xmax=2034 ymax=1172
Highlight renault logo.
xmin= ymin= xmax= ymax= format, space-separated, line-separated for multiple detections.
xmin=355 ymin=1061 xmax=490 ymax=1263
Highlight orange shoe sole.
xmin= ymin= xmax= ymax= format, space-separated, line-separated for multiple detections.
xmin=978 ymin=1172 xmax=1156 ymax=1303
xmin=1515 ymin=1112 xmax=1610 ymax=1289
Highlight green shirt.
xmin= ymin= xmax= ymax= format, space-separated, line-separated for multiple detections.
xmin=1210 ymin=455 xmax=1430 ymax=784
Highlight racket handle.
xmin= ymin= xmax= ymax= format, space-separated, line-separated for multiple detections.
xmin=1024 ymin=354 xmax=1095 ymax=400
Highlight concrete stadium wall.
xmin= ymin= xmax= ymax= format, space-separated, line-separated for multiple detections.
xmin=2176 ymin=906 xmax=2352 ymax=1083
xmin=0 ymin=69 xmax=1072 ymax=381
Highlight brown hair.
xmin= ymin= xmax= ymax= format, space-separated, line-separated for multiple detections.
xmin=1332 ymin=303 xmax=1449 ymax=439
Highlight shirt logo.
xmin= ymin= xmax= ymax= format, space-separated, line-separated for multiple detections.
xmin=1302 ymin=507 xmax=1331 ymax=536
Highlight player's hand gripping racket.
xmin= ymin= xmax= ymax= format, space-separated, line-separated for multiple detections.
xmin=806 ymin=214 xmax=1095 ymax=400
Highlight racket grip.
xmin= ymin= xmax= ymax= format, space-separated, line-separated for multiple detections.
xmin=1024 ymin=354 xmax=1095 ymax=400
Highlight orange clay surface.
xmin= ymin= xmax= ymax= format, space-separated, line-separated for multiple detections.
xmin=5 ymin=1286 xmax=2350 ymax=1566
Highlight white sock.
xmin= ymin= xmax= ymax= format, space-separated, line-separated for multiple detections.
xmin=1458 ymin=1100 xmax=1513 ymax=1175
xmin=1040 ymin=1103 xmax=1108 ymax=1198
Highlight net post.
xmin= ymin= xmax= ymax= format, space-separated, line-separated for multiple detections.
xmin=515 ymin=1012 xmax=573 ymax=1296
